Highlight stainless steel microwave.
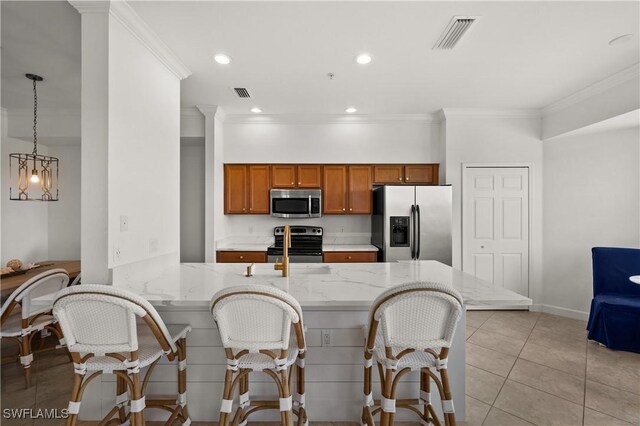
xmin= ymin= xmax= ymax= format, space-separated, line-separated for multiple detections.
xmin=270 ymin=189 xmax=322 ymax=218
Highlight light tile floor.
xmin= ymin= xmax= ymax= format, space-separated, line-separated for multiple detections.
xmin=1 ymin=311 xmax=639 ymax=425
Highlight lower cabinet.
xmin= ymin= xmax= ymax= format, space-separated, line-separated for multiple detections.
xmin=323 ymin=251 xmax=377 ymax=263
xmin=216 ymin=251 xmax=267 ymax=263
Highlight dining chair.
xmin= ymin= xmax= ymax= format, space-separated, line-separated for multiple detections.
xmin=211 ymin=285 xmax=308 ymax=426
xmin=52 ymin=284 xmax=191 ymax=425
xmin=361 ymin=281 xmax=464 ymax=426
xmin=0 ymin=268 xmax=69 ymax=387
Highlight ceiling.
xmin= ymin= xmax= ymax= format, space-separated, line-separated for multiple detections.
xmin=1 ymin=1 xmax=639 ymax=117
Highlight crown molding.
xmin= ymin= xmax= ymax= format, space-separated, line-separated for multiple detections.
xmin=196 ymin=105 xmax=226 ymax=121
xmin=224 ymin=113 xmax=436 ymax=125
xmin=109 ymin=1 xmax=191 ymax=80
xmin=441 ymin=108 xmax=541 ymax=119
xmin=543 ymin=63 xmax=640 ymax=116
xmin=68 ymin=0 xmax=111 ymax=14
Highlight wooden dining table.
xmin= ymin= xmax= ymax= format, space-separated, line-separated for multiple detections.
xmin=1 ymin=260 xmax=80 ymax=299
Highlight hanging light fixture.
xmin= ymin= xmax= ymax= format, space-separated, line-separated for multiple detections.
xmin=9 ymin=74 xmax=59 ymax=201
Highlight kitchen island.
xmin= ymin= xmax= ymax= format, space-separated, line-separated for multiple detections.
xmin=80 ymin=261 xmax=532 ymax=422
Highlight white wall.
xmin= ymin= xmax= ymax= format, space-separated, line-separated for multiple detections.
xmin=108 ymin=16 xmax=181 ymax=271
xmin=443 ymin=111 xmax=544 ymax=305
xmin=543 ymin=126 xmax=640 ymax=317
xmin=180 ymin=143 xmax=205 ymax=262
xmin=1 ymin=135 xmax=49 ymax=265
xmin=47 ymin=144 xmax=81 ymax=260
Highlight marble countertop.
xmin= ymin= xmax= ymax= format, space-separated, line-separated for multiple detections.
xmin=114 ymin=261 xmax=532 ymax=309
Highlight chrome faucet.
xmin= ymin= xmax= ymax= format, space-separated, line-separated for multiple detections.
xmin=274 ymin=225 xmax=291 ymax=277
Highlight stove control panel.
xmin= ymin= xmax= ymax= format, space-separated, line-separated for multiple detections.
xmin=274 ymin=226 xmax=323 ymax=236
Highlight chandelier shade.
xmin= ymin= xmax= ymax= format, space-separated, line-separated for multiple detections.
xmin=9 ymin=74 xmax=59 ymax=202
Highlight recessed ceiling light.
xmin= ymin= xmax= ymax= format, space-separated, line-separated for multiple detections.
xmin=214 ymin=54 xmax=231 ymax=65
xmin=609 ymin=34 xmax=633 ymax=46
xmin=355 ymin=53 xmax=373 ymax=65
xmin=345 ymin=107 xmax=357 ymax=113
xmin=250 ymin=107 xmax=262 ymax=113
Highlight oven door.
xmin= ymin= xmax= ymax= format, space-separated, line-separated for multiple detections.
xmin=270 ymin=189 xmax=322 ymax=218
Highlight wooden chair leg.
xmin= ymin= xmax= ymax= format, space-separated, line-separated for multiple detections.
xmin=280 ymin=368 xmax=294 ymax=426
xmin=65 ymin=373 xmax=84 ymax=426
xmin=116 ymin=375 xmax=128 ymax=423
xmin=177 ymin=337 xmax=190 ymax=423
xmin=296 ymin=355 xmax=307 ymax=426
xmin=19 ymin=335 xmax=33 ymax=388
xmin=380 ymin=367 xmax=394 ymax=426
xmin=219 ymin=368 xmax=235 ymax=426
xmin=362 ymin=358 xmax=374 ymax=426
xmin=439 ymin=368 xmax=456 ymax=426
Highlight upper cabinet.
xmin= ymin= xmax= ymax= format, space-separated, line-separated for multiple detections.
xmin=247 ymin=165 xmax=270 ymax=214
xmin=323 ymin=165 xmax=348 ymax=214
xmin=224 ymin=164 xmax=270 ymax=214
xmin=272 ymin=165 xmax=322 ymax=188
xmin=297 ymin=165 xmax=322 ymax=188
xmin=348 ymin=165 xmax=372 ymax=214
xmin=373 ymin=164 xmax=439 ymax=185
xmin=224 ymin=165 xmax=248 ymax=214
xmin=271 ymin=165 xmax=297 ymax=188
xmin=323 ymin=165 xmax=372 ymax=215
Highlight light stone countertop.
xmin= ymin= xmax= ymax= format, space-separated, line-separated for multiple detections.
xmin=113 ymin=260 xmax=532 ymax=309
xmin=216 ymin=243 xmax=378 ymax=252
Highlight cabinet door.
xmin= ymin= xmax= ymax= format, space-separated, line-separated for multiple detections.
xmin=224 ymin=165 xmax=247 ymax=214
xmin=404 ymin=164 xmax=438 ymax=184
xmin=323 ymin=251 xmax=377 ymax=263
xmin=271 ymin=165 xmax=297 ymax=188
xmin=248 ymin=165 xmax=271 ymax=214
xmin=297 ymin=165 xmax=322 ymax=188
xmin=217 ymin=251 xmax=267 ymax=263
xmin=323 ymin=165 xmax=348 ymax=214
xmin=373 ymin=165 xmax=404 ymax=184
xmin=348 ymin=165 xmax=372 ymax=214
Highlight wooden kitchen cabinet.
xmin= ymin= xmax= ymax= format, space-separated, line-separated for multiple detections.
xmin=323 ymin=251 xmax=377 ymax=263
xmin=297 ymin=165 xmax=322 ymax=188
xmin=224 ymin=164 xmax=269 ymax=214
xmin=248 ymin=165 xmax=271 ymax=214
xmin=271 ymin=165 xmax=297 ymax=188
xmin=224 ymin=165 xmax=248 ymax=214
xmin=348 ymin=165 xmax=372 ymax=214
xmin=373 ymin=165 xmax=404 ymax=184
xmin=404 ymin=164 xmax=438 ymax=184
xmin=216 ymin=251 xmax=267 ymax=263
xmin=323 ymin=165 xmax=348 ymax=214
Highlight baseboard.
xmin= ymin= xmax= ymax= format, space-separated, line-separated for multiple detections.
xmin=541 ymin=304 xmax=590 ymax=321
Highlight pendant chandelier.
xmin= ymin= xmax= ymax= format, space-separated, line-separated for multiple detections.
xmin=9 ymin=74 xmax=59 ymax=201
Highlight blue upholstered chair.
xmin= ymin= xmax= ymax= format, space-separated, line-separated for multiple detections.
xmin=587 ymin=247 xmax=640 ymax=353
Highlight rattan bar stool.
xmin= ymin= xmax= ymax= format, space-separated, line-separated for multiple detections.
xmin=211 ymin=285 xmax=308 ymax=426
xmin=1 ymin=268 xmax=69 ymax=387
xmin=361 ymin=282 xmax=464 ymax=426
xmin=52 ymin=284 xmax=192 ymax=426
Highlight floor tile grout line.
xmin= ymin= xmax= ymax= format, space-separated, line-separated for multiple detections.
xmin=487 ymin=311 xmax=546 ymax=425
xmin=466 ymin=394 xmax=492 ymax=425
xmin=482 ymin=405 xmax=537 ymax=426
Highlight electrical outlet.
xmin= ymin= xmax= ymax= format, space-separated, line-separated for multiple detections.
xmin=113 ymin=246 xmax=121 ymax=262
xmin=321 ymin=329 xmax=331 ymax=347
xmin=120 ymin=215 xmax=128 ymax=232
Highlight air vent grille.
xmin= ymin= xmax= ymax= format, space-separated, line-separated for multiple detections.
xmin=233 ymin=87 xmax=251 ymax=98
xmin=433 ymin=16 xmax=479 ymax=50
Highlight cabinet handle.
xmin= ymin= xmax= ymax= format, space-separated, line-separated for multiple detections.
xmin=398 ymin=177 xmax=402 ymax=181
xmin=348 ymin=256 xmax=352 ymax=260
xmin=298 ymin=182 xmax=301 ymax=185
xmin=406 ymin=178 xmax=409 ymax=181
xmin=291 ymin=182 xmax=294 ymax=185
xmin=243 ymin=208 xmax=246 ymax=211
xmin=342 ymin=208 xmax=346 ymax=211
xmin=240 ymin=255 xmax=244 ymax=259
xmin=349 ymin=208 xmax=352 ymax=211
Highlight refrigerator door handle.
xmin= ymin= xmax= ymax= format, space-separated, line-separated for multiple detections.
xmin=410 ymin=204 xmax=416 ymax=259
xmin=416 ymin=204 xmax=421 ymax=259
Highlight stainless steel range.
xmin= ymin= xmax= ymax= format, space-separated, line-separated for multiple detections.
xmin=267 ymin=226 xmax=323 ymax=263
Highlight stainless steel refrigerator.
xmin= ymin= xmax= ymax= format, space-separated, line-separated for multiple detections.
xmin=371 ymin=185 xmax=452 ymax=264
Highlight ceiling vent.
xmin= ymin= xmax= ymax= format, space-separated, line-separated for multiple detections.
xmin=433 ymin=16 xmax=479 ymax=50
xmin=232 ymin=87 xmax=251 ymax=98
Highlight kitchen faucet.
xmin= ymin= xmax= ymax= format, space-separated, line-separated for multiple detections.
xmin=274 ymin=225 xmax=291 ymax=277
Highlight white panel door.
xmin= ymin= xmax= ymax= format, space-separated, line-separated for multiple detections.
xmin=462 ymin=167 xmax=529 ymax=296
